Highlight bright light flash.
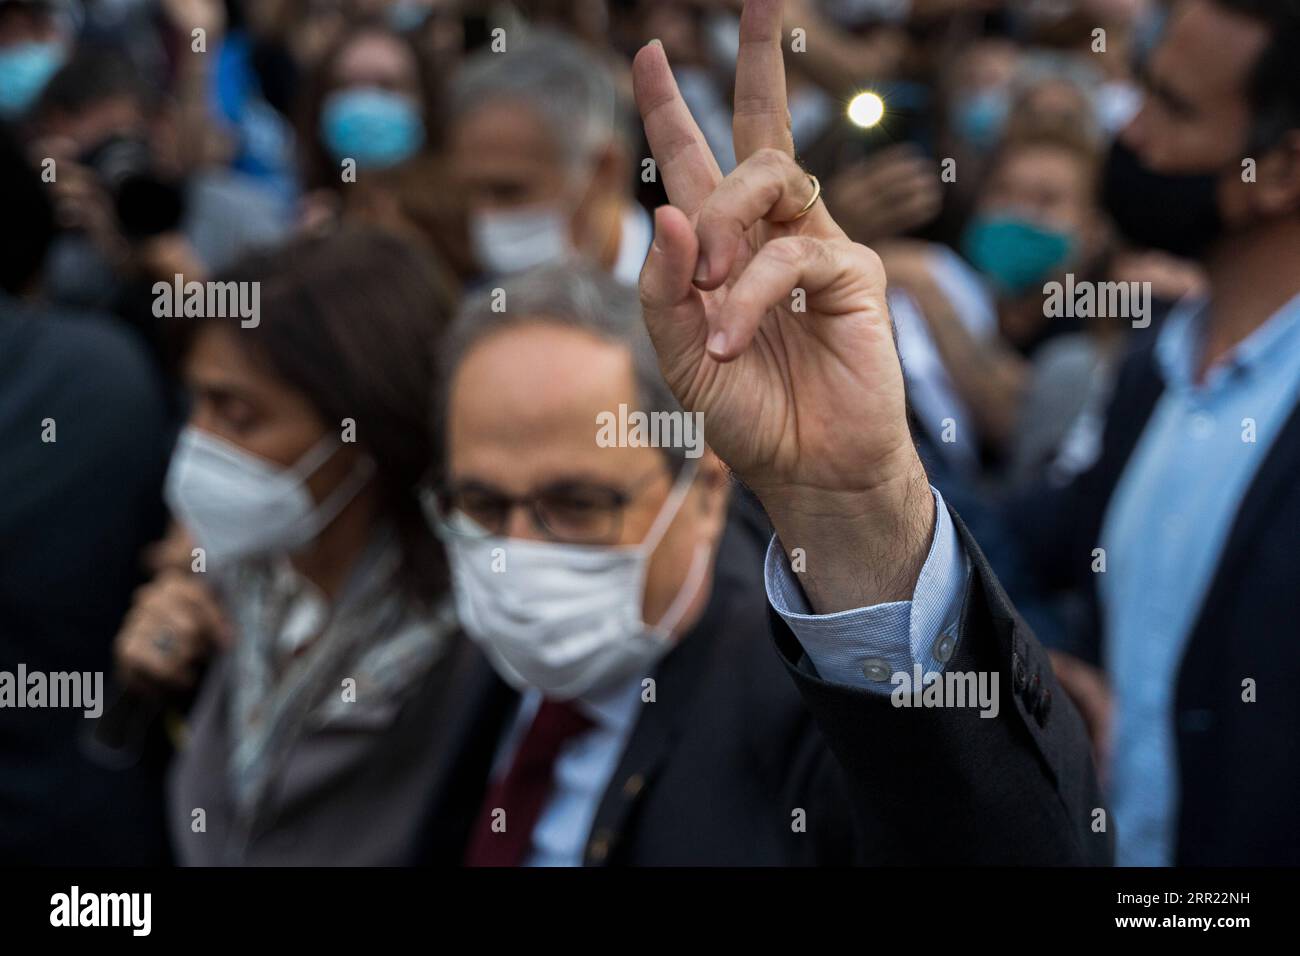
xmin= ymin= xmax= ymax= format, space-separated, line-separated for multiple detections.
xmin=847 ymin=92 xmax=886 ymax=129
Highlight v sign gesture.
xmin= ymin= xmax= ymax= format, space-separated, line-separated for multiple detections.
xmin=635 ymin=0 xmax=934 ymax=614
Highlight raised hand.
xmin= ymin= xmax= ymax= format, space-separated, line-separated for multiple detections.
xmin=826 ymin=144 xmax=944 ymax=245
xmin=634 ymin=0 xmax=934 ymax=613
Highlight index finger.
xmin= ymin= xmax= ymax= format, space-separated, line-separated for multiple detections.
xmin=733 ymin=0 xmax=795 ymax=163
xmin=633 ymin=41 xmax=723 ymax=218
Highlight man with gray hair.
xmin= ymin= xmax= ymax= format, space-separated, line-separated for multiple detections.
xmin=410 ymin=261 xmax=1103 ymax=866
xmin=413 ymin=263 xmax=862 ymax=865
xmin=447 ymin=29 xmax=651 ymax=283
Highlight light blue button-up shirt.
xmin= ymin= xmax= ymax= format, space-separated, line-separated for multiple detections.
xmin=495 ymin=488 xmax=968 ymax=865
xmin=1099 ymin=293 xmax=1300 ymax=866
xmin=764 ymin=488 xmax=969 ymax=687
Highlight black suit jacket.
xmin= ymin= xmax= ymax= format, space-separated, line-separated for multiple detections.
xmin=412 ymin=498 xmax=1111 ymax=865
xmin=1005 ymin=339 xmax=1300 ymax=864
xmin=412 ymin=512 xmax=863 ymax=865
xmin=0 ymin=302 xmax=176 ymax=864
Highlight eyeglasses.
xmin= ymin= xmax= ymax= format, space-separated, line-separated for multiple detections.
xmin=426 ymin=466 xmax=671 ymax=546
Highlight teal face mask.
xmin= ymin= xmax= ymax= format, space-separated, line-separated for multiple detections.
xmin=320 ymin=87 xmax=425 ymax=170
xmin=0 ymin=41 xmax=65 ymax=119
xmin=961 ymin=215 xmax=1077 ymax=296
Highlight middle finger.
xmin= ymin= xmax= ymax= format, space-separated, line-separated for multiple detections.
xmin=693 ymin=148 xmax=842 ymax=290
xmin=733 ymin=0 xmax=795 ymax=163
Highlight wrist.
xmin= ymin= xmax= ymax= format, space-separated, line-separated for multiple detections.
xmin=759 ymin=452 xmax=935 ymax=613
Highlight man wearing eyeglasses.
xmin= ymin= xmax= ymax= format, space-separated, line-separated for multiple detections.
xmin=413 ymin=264 xmax=855 ymax=865
xmin=412 ymin=0 xmax=1108 ymax=867
xmin=411 ymin=254 xmax=1103 ymax=866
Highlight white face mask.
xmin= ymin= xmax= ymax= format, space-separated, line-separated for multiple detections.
xmin=437 ymin=463 xmax=710 ymax=700
xmin=469 ymin=203 xmax=574 ymax=275
xmin=164 ymin=426 xmax=375 ymax=567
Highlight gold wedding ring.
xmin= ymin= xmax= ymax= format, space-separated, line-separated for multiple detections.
xmin=783 ymin=173 xmax=822 ymax=222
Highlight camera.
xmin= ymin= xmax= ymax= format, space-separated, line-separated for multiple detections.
xmin=78 ymin=134 xmax=185 ymax=240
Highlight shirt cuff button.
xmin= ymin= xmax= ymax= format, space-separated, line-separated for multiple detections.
xmin=932 ymin=632 xmax=956 ymax=664
xmin=861 ymin=658 xmax=892 ymax=682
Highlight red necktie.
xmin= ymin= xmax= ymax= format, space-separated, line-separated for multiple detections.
xmin=463 ymin=699 xmax=595 ymax=867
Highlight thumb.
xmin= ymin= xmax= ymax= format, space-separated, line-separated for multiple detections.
xmin=640 ymin=205 xmax=708 ymax=375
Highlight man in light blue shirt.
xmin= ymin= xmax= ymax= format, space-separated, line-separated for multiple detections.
xmin=1101 ymin=296 xmax=1300 ymax=864
xmin=1007 ymin=0 xmax=1300 ymax=864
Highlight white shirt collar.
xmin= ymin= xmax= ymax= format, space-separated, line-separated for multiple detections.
xmin=612 ymin=203 xmax=653 ymax=287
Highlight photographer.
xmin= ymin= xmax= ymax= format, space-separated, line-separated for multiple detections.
xmin=27 ymin=46 xmax=286 ymax=351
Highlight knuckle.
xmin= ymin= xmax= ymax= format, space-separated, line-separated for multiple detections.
xmin=139 ymin=591 xmax=168 ymax=614
xmin=765 ymin=236 xmax=813 ymax=268
xmin=751 ymin=146 xmax=792 ymax=176
xmin=853 ymin=242 xmax=886 ymax=274
xmin=158 ymin=574 xmax=187 ymax=595
xmin=696 ymin=198 xmax=749 ymax=242
xmin=638 ymin=283 xmax=660 ymax=311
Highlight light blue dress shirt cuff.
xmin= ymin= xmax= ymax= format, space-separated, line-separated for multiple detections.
xmin=763 ymin=487 xmax=970 ymax=692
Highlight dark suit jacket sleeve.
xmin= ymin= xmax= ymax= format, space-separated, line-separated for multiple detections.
xmin=769 ymin=507 xmax=1114 ymax=865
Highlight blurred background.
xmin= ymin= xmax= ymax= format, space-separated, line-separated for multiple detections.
xmin=2 ymin=0 xmax=1294 ymax=867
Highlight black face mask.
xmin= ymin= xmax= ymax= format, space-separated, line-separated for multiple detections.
xmin=1101 ymin=137 xmax=1225 ymax=259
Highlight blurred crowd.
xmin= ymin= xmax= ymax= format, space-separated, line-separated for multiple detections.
xmin=1 ymin=0 xmax=1298 ymax=867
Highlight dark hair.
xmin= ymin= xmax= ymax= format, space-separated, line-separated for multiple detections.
xmin=33 ymin=45 xmax=157 ymax=120
xmin=171 ymin=229 xmax=454 ymax=605
xmin=0 ymin=122 xmax=56 ymax=294
xmin=990 ymin=122 xmax=1103 ymax=188
xmin=1213 ymin=0 xmax=1300 ymax=151
xmin=297 ymin=19 xmax=444 ymax=193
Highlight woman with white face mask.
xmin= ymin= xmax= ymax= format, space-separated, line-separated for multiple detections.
xmin=113 ymin=230 xmax=460 ymax=865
